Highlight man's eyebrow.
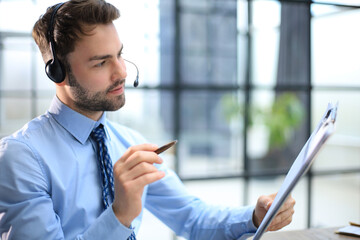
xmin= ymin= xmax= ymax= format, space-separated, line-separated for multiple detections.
xmin=89 ymin=54 xmax=112 ymax=61
xmin=89 ymin=44 xmax=124 ymax=61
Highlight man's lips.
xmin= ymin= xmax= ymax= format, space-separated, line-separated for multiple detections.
xmin=108 ymin=83 xmax=124 ymax=95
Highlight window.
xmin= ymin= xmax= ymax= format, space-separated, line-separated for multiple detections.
xmin=158 ymin=0 xmax=360 ymax=236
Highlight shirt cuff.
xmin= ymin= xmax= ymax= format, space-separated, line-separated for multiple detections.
xmin=228 ymin=205 xmax=258 ymax=239
xmin=249 ymin=206 xmax=258 ymax=231
xmin=81 ymin=206 xmax=134 ymax=240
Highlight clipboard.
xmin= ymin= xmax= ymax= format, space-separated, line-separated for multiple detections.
xmin=249 ymin=102 xmax=338 ymax=240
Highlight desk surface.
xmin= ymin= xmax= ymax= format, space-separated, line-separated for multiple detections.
xmin=258 ymin=227 xmax=359 ymax=240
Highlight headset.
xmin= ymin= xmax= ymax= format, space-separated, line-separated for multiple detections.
xmin=45 ymin=2 xmax=66 ymax=83
xmin=124 ymin=59 xmax=139 ymax=87
xmin=45 ymin=2 xmax=139 ymax=87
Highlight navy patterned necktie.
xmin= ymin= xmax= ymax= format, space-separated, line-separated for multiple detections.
xmin=91 ymin=125 xmax=114 ymax=209
xmin=128 ymin=232 xmax=136 ymax=240
xmin=91 ymin=125 xmax=137 ymax=239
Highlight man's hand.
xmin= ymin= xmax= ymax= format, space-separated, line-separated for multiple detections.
xmin=112 ymin=144 xmax=165 ymax=227
xmin=253 ymin=193 xmax=295 ymax=231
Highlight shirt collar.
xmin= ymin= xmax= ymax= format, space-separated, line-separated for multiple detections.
xmin=48 ymin=96 xmax=108 ymax=144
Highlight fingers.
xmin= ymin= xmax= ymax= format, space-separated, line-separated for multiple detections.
xmin=253 ymin=195 xmax=272 ymax=227
xmin=119 ymin=143 xmax=159 ymax=164
xmin=259 ymin=192 xmax=276 ymax=209
xmin=267 ymin=208 xmax=294 ymax=231
xmin=114 ymin=143 xmax=165 ymax=184
xmin=125 ymin=150 xmax=163 ymax=170
xmin=120 ymin=160 xmax=161 ymax=182
xmin=114 ymin=144 xmax=162 ymax=174
xmin=131 ymin=170 xmax=165 ymax=189
xmin=254 ymin=193 xmax=296 ymax=230
xmin=120 ymin=169 xmax=165 ymax=194
xmin=267 ymin=196 xmax=296 ymax=231
xmin=277 ymin=195 xmax=296 ymax=214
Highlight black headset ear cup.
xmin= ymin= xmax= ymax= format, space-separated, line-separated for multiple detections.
xmin=46 ymin=2 xmax=66 ymax=84
xmin=45 ymin=56 xmax=66 ymax=83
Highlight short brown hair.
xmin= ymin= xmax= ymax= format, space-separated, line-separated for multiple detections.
xmin=32 ymin=0 xmax=120 ymax=64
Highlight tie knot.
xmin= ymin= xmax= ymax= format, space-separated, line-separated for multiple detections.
xmin=91 ymin=125 xmax=106 ymax=143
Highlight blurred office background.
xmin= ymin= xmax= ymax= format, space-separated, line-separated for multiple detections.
xmin=0 ymin=0 xmax=359 ymax=239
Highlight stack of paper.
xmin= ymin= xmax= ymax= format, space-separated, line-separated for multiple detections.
xmin=336 ymin=222 xmax=360 ymax=238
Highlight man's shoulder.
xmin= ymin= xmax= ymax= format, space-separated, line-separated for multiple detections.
xmin=0 ymin=112 xmax=68 ymax=171
xmin=1 ymin=112 xmax=54 ymax=146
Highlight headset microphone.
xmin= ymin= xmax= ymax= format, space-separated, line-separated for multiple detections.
xmin=124 ymin=59 xmax=139 ymax=87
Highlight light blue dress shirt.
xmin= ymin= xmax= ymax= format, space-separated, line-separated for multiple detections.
xmin=0 ymin=96 xmax=257 ymax=240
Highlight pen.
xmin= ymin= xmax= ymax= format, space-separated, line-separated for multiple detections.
xmin=154 ymin=140 xmax=178 ymax=155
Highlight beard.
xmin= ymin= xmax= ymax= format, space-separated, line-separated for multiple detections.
xmin=66 ymin=67 xmax=126 ymax=112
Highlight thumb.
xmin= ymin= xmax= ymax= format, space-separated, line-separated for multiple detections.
xmin=264 ymin=192 xmax=277 ymax=210
xmin=263 ymin=198 xmax=273 ymax=211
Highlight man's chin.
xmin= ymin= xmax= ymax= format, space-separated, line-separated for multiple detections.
xmin=107 ymin=97 xmax=125 ymax=111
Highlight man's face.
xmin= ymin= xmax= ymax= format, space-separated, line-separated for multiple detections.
xmin=63 ymin=23 xmax=127 ymax=117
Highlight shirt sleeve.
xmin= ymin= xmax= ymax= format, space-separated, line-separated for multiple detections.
xmin=0 ymin=139 xmax=133 ymax=240
xmin=145 ymin=166 xmax=258 ymax=240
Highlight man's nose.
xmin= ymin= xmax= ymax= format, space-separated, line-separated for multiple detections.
xmin=112 ymin=58 xmax=127 ymax=81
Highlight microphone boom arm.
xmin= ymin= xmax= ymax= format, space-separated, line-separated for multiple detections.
xmin=123 ymin=59 xmax=139 ymax=87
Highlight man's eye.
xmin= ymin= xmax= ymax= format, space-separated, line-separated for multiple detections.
xmin=95 ymin=61 xmax=106 ymax=67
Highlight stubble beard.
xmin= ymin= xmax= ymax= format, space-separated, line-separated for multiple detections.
xmin=67 ymin=67 xmax=126 ymax=113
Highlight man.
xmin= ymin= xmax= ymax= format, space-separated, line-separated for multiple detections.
xmin=0 ymin=0 xmax=295 ymax=239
